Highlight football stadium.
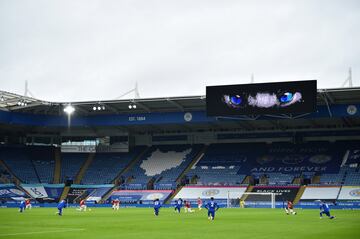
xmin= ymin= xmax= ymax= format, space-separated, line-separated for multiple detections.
xmin=1 ymin=81 xmax=360 ymax=239
xmin=1 ymin=1 xmax=360 ymax=239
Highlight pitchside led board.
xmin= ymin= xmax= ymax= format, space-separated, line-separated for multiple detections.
xmin=206 ymin=80 xmax=317 ymax=116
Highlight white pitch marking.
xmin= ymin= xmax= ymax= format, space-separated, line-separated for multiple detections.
xmin=0 ymin=228 xmax=85 ymax=237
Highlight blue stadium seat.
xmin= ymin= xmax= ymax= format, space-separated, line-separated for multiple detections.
xmin=81 ymin=147 xmax=143 ymax=184
xmin=123 ymin=145 xmax=202 ymax=189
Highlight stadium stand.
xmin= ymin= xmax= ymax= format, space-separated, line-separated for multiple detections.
xmin=123 ymin=145 xmax=202 ymax=190
xmin=60 ymin=153 xmax=88 ymax=183
xmin=186 ymin=142 xmax=348 ymax=186
xmin=81 ymin=148 xmax=143 ymax=184
xmin=319 ymin=173 xmax=344 ymax=185
xmin=0 ymin=146 xmax=39 ymax=183
xmin=266 ymin=173 xmax=295 ymax=185
xmin=0 ymin=86 xmax=360 ymax=209
xmin=188 ymin=166 xmax=246 ymax=186
xmin=345 ymin=149 xmax=360 ymax=165
xmin=29 ymin=146 xmax=55 ymax=183
xmin=343 ymin=172 xmax=360 ymax=185
xmin=0 ymin=164 xmax=12 ymax=183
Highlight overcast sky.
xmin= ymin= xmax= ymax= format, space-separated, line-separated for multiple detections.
xmin=0 ymin=0 xmax=359 ymax=102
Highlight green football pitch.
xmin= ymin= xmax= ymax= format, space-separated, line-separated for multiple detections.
xmin=0 ymin=208 xmax=359 ymax=239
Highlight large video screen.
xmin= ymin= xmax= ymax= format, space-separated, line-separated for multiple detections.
xmin=206 ymin=80 xmax=317 ymax=116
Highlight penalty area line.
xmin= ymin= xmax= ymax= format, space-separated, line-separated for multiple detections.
xmin=0 ymin=228 xmax=85 ymax=237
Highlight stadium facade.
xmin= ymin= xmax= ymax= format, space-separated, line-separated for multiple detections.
xmin=0 ymin=87 xmax=360 ymax=209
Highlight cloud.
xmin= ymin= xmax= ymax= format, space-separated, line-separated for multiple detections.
xmin=0 ymin=0 xmax=359 ymax=101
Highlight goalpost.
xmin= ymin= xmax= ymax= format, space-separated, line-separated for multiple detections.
xmin=227 ymin=191 xmax=276 ymax=209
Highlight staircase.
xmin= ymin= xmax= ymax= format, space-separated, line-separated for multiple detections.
xmin=293 ymin=185 xmax=306 ymax=204
xmin=292 ymin=177 xmax=302 ymax=185
xmin=59 ymin=186 xmax=70 ymax=202
xmin=74 ymin=153 xmax=95 ymax=184
xmin=112 ymin=147 xmax=150 ymax=184
xmin=165 ymin=185 xmax=184 ymax=204
xmin=100 ymin=186 xmax=117 ymax=203
xmin=240 ymin=185 xmax=254 ymax=201
xmin=242 ymin=175 xmax=253 ymax=185
xmin=53 ymin=147 xmax=61 ymax=183
xmin=175 ymin=145 xmax=208 ymax=184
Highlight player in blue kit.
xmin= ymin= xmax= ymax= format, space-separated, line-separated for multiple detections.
xmin=205 ymin=197 xmax=219 ymax=220
xmin=174 ymin=198 xmax=183 ymax=213
xmin=57 ymin=199 xmax=67 ymax=216
xmin=153 ymin=198 xmax=161 ymax=216
xmin=319 ymin=201 xmax=335 ymax=219
xmin=19 ymin=200 xmax=26 ymax=213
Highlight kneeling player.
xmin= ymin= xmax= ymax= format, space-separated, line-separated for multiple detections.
xmin=205 ymin=197 xmax=219 ymax=220
xmin=57 ymin=200 xmax=66 ymax=216
xmin=174 ymin=198 xmax=183 ymax=213
xmin=285 ymin=200 xmax=297 ymax=215
xmin=153 ymin=198 xmax=161 ymax=216
xmin=77 ymin=199 xmax=87 ymax=212
xmin=25 ymin=199 xmax=32 ymax=210
xmin=319 ymin=201 xmax=335 ymax=219
xmin=184 ymin=200 xmax=194 ymax=213
xmin=19 ymin=200 xmax=26 ymax=213
xmin=112 ymin=199 xmax=120 ymax=211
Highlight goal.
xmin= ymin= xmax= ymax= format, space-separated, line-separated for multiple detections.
xmin=226 ymin=191 xmax=276 ymax=208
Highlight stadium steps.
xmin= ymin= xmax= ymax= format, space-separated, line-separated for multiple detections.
xmin=59 ymin=186 xmax=70 ymax=202
xmin=100 ymin=186 xmax=118 ymax=203
xmin=164 ymin=185 xmax=184 ymax=204
xmin=312 ymin=175 xmax=321 ymax=184
xmin=74 ymin=153 xmax=95 ymax=184
xmin=242 ymin=175 xmax=252 ymax=185
xmin=53 ymin=147 xmax=61 ymax=183
xmin=175 ymin=145 xmax=208 ymax=184
xmin=112 ymin=146 xmax=150 ymax=184
xmin=240 ymin=185 xmax=254 ymax=201
xmin=293 ymin=185 xmax=306 ymax=204
xmin=292 ymin=177 xmax=302 ymax=184
xmin=0 ymin=158 xmax=22 ymax=185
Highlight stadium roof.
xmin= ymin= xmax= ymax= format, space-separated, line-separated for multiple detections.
xmin=1 ymin=87 xmax=360 ymax=116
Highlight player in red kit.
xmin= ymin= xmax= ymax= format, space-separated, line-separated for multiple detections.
xmin=184 ymin=200 xmax=194 ymax=213
xmin=197 ymin=197 xmax=203 ymax=211
xmin=112 ymin=199 xmax=120 ymax=211
xmin=25 ymin=199 xmax=32 ymax=210
xmin=77 ymin=199 xmax=87 ymax=212
xmin=285 ymin=200 xmax=297 ymax=215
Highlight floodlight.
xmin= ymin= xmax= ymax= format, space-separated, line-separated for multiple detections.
xmin=64 ymin=105 xmax=75 ymax=115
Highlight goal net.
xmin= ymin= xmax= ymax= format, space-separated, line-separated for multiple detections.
xmin=227 ymin=191 xmax=276 ymax=208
